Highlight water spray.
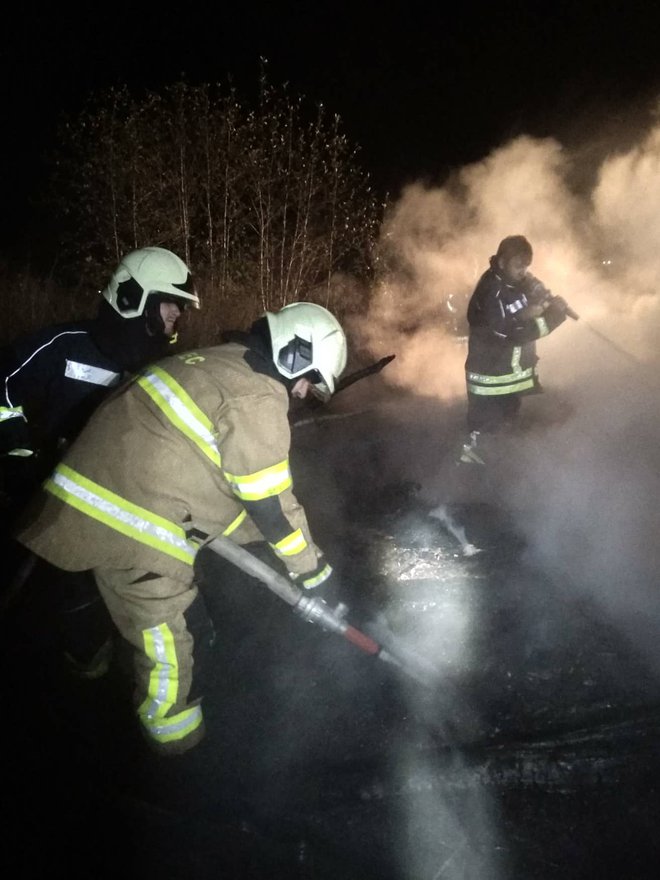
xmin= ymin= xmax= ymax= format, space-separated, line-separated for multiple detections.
xmin=429 ymin=505 xmax=481 ymax=556
xmin=204 ymin=533 xmax=435 ymax=687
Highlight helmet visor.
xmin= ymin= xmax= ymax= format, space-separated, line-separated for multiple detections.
xmin=277 ymin=336 xmax=313 ymax=375
xmin=278 ymin=337 xmax=332 ymax=401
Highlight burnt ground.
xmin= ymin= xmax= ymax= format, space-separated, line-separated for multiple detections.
xmin=3 ymin=387 xmax=660 ymax=879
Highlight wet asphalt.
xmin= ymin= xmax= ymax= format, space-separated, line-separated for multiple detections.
xmin=3 ymin=391 xmax=660 ymax=879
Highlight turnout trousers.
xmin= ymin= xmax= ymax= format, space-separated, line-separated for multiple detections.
xmin=94 ymin=568 xmax=215 ymax=756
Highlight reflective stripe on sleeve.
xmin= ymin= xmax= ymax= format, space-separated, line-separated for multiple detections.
xmin=45 ymin=463 xmax=196 ymax=565
xmin=138 ymin=367 xmax=221 ymax=468
xmin=300 ymin=563 xmax=332 ymax=589
xmin=64 ymin=360 xmax=121 ymax=386
xmin=0 ymin=405 xmax=25 ymax=422
xmin=224 ymin=459 xmax=292 ymax=501
xmin=534 ymin=317 xmax=550 ymax=337
xmin=270 ymin=527 xmax=308 ymax=557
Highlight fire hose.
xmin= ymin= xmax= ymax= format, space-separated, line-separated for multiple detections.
xmin=204 ymin=532 xmax=433 ymax=686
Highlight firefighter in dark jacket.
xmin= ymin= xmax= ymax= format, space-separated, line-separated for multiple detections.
xmin=460 ymin=235 xmax=569 ymax=463
xmin=0 ymin=246 xmax=199 ymax=495
xmin=15 ymin=302 xmax=347 ymax=756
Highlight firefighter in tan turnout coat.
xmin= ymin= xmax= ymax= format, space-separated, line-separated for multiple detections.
xmin=16 ymin=302 xmax=347 ymax=755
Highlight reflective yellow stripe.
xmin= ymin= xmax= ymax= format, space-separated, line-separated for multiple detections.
xmin=223 ymin=509 xmax=247 ymax=536
xmin=140 ymin=703 xmax=203 ymax=745
xmin=535 ymin=316 xmax=550 ymax=337
xmin=138 ymin=367 xmax=221 ymax=468
xmin=139 ymin=622 xmax=204 ymax=745
xmin=46 ymin=463 xmax=196 ymax=565
xmin=467 ymin=378 xmax=535 ymax=395
xmin=141 ymin=623 xmax=179 ymax=719
xmin=466 ymin=368 xmax=534 ymax=386
xmin=300 ymin=563 xmax=332 ymax=589
xmin=271 ymin=527 xmax=308 ymax=557
xmin=225 ymin=459 xmax=292 ymax=501
xmin=0 ymin=405 xmax=25 ymax=422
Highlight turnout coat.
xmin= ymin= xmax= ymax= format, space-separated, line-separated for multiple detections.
xmin=465 ymin=261 xmax=567 ymax=398
xmin=17 ymin=342 xmax=327 ymax=586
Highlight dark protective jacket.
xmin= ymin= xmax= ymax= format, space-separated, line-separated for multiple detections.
xmin=16 ymin=340 xmax=330 ymax=587
xmin=0 ymin=305 xmax=173 ymax=467
xmin=465 ymin=259 xmax=567 ymax=398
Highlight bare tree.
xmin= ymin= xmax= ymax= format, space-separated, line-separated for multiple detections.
xmin=44 ymin=72 xmax=380 ymax=341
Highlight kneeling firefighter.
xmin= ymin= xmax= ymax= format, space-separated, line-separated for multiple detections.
xmin=15 ymin=302 xmax=347 ymax=756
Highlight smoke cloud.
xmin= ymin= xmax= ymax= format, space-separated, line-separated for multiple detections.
xmin=343 ymin=106 xmax=660 ymax=670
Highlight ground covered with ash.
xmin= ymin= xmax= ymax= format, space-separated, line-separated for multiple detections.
xmin=2 ymin=389 xmax=660 ymax=879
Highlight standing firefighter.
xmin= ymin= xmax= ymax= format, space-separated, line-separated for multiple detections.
xmin=16 ymin=302 xmax=347 ymax=756
xmin=460 ymin=235 xmax=570 ymax=464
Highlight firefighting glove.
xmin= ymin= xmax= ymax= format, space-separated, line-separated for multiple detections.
xmin=290 ymin=555 xmax=334 ymax=591
xmin=543 ymin=296 xmax=568 ymax=330
xmin=524 ymin=275 xmax=552 ymax=305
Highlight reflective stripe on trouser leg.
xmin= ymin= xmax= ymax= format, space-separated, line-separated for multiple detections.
xmin=93 ymin=568 xmax=206 ymax=753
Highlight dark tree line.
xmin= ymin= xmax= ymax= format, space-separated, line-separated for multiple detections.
xmin=15 ymin=74 xmax=381 ymax=347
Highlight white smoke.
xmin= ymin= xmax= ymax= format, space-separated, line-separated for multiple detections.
xmin=344 ymin=108 xmax=660 ymax=670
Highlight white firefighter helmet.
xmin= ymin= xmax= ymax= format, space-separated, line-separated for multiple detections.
xmin=266 ymin=302 xmax=347 ymax=400
xmin=102 ymin=247 xmax=199 ymax=318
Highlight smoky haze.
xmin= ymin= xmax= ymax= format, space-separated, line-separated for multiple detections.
xmin=344 ymin=109 xmax=660 ymax=673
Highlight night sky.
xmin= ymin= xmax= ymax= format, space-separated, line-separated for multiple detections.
xmin=3 ymin=2 xmax=660 ymax=261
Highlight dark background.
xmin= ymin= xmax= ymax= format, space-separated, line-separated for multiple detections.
xmin=3 ymin=2 xmax=660 ymax=263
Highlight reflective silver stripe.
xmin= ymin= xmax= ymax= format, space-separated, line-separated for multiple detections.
xmin=142 ymin=624 xmax=177 ymax=719
xmin=467 ymin=377 xmax=535 ymax=395
xmin=272 ymin=527 xmax=308 ymax=557
xmin=138 ymin=368 xmax=221 ymax=468
xmin=141 ymin=704 xmax=203 ymax=743
xmin=64 ymin=360 xmax=121 ymax=386
xmin=466 ymin=367 xmax=534 ymax=386
xmin=4 ymin=330 xmax=88 ymax=407
xmin=301 ymin=563 xmax=333 ymax=589
xmin=0 ymin=406 xmax=25 ymax=422
xmin=46 ymin=465 xmax=196 ymax=564
xmin=225 ymin=459 xmax=292 ymax=500
xmin=7 ymin=448 xmax=34 ymax=457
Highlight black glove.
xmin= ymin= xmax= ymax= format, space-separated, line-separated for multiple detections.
xmin=291 ymin=555 xmax=334 ymax=591
xmin=523 ymin=275 xmax=552 ymax=305
xmin=543 ymin=296 xmax=568 ymax=330
xmin=551 ymin=296 xmax=579 ymax=320
xmin=549 ymin=295 xmax=568 ymax=313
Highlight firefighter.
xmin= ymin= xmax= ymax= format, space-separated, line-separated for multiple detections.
xmin=0 ymin=246 xmax=198 ymax=495
xmin=460 ymin=235 xmax=569 ymax=464
xmin=15 ymin=302 xmax=347 ymax=756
